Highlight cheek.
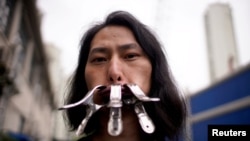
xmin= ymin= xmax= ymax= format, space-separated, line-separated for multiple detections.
xmin=84 ymin=67 xmax=92 ymax=89
xmin=133 ymin=61 xmax=152 ymax=95
xmin=143 ymin=66 xmax=152 ymax=94
xmin=85 ymin=66 xmax=107 ymax=89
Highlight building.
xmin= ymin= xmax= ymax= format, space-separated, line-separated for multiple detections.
xmin=186 ymin=3 xmax=250 ymax=140
xmin=0 ymin=0 xmax=56 ymax=140
xmin=44 ymin=43 xmax=71 ymax=141
xmin=204 ymin=3 xmax=239 ymax=83
xmin=187 ymin=63 xmax=250 ymax=141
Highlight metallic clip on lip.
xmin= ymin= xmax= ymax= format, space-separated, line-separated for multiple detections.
xmin=58 ymin=85 xmax=105 ymax=136
xmin=134 ymin=102 xmax=155 ymax=134
xmin=76 ymin=104 xmax=102 ymax=136
xmin=125 ymin=84 xmax=160 ymax=102
xmin=58 ymin=84 xmax=160 ymax=137
xmin=108 ymin=84 xmax=123 ymax=136
xmin=58 ymin=85 xmax=105 ymax=110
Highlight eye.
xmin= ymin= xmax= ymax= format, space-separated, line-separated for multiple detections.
xmin=124 ymin=54 xmax=139 ymax=60
xmin=91 ymin=57 xmax=107 ymax=64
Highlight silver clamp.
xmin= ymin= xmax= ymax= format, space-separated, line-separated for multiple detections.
xmin=134 ymin=102 xmax=155 ymax=134
xmin=58 ymin=85 xmax=105 ymax=136
xmin=59 ymin=84 xmax=160 ymax=137
xmin=125 ymin=84 xmax=158 ymax=134
xmin=107 ymin=84 xmax=123 ymax=136
xmin=126 ymin=84 xmax=160 ymax=102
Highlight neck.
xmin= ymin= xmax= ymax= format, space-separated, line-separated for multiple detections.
xmin=93 ymin=105 xmax=143 ymax=141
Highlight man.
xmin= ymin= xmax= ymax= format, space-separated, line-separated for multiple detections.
xmin=63 ymin=11 xmax=187 ymax=141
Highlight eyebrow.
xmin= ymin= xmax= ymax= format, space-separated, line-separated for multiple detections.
xmin=118 ymin=43 xmax=139 ymax=51
xmin=89 ymin=43 xmax=140 ymax=55
xmin=89 ymin=47 xmax=108 ymax=55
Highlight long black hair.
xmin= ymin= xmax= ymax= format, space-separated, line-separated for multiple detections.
xmin=64 ymin=10 xmax=187 ymax=141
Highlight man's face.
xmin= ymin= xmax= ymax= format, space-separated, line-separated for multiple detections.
xmin=85 ymin=25 xmax=152 ymax=96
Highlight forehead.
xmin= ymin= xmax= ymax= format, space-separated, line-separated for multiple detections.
xmin=91 ymin=25 xmax=137 ymax=47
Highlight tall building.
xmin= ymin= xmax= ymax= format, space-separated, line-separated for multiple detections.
xmin=0 ymin=0 xmax=56 ymax=140
xmin=45 ymin=43 xmax=71 ymax=140
xmin=204 ymin=3 xmax=239 ymax=83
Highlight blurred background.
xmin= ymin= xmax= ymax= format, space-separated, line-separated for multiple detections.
xmin=0 ymin=0 xmax=249 ymax=140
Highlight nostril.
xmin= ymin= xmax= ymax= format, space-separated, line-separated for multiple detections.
xmin=110 ymin=77 xmax=113 ymax=81
xmin=109 ymin=76 xmax=121 ymax=82
xmin=117 ymin=77 xmax=121 ymax=81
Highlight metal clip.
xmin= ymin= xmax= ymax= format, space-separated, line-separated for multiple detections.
xmin=108 ymin=85 xmax=123 ymax=136
xmin=58 ymin=85 xmax=105 ymax=136
xmin=126 ymin=84 xmax=160 ymax=102
xmin=123 ymin=97 xmax=137 ymax=105
xmin=59 ymin=84 xmax=159 ymax=136
xmin=58 ymin=85 xmax=105 ymax=110
xmin=134 ymin=102 xmax=155 ymax=134
xmin=76 ymin=104 xmax=102 ymax=136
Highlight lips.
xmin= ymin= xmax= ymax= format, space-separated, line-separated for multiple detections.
xmin=98 ymin=85 xmax=133 ymax=96
xmin=94 ymin=85 xmax=134 ymax=104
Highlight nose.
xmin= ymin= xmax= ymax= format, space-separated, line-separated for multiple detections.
xmin=108 ymin=59 xmax=124 ymax=84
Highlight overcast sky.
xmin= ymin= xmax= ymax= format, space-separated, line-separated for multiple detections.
xmin=37 ymin=0 xmax=250 ymax=94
